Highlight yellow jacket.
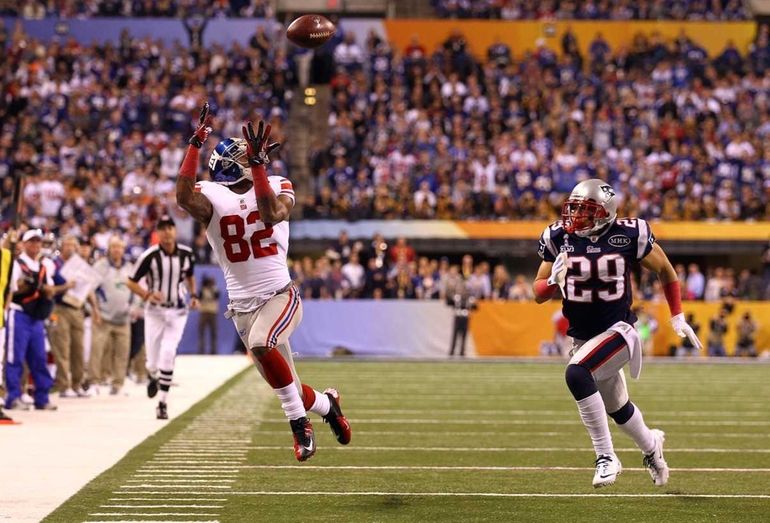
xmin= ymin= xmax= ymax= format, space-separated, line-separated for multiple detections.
xmin=0 ymin=247 xmax=10 ymax=329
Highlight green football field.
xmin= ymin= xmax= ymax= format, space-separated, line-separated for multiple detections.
xmin=46 ymin=360 xmax=770 ymax=522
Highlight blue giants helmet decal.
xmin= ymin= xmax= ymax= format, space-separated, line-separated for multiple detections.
xmin=209 ymin=138 xmax=250 ymax=185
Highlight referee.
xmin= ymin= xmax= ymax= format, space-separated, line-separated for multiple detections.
xmin=126 ymin=216 xmax=198 ymax=420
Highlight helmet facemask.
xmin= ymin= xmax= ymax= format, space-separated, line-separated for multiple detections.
xmin=561 ymin=198 xmax=610 ymax=237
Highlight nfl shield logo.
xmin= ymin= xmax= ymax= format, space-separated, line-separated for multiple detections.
xmin=239 ymin=199 xmax=247 ymax=210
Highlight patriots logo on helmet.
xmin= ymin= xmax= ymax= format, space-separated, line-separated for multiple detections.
xmin=209 ymin=138 xmax=250 ymax=185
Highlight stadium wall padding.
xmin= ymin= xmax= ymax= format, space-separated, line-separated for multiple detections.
xmin=469 ymin=301 xmax=770 ymax=357
xmin=291 ymin=220 xmax=770 ymax=241
xmin=383 ymin=20 xmax=756 ymax=59
xmin=180 ymin=265 xmax=470 ymax=357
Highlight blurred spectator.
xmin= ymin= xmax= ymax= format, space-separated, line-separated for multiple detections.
xmin=707 ymin=309 xmax=729 ymax=356
xmin=735 ymin=311 xmax=758 ymax=357
xmin=342 ymin=252 xmax=366 ymax=298
xmin=466 ymin=262 xmax=491 ymax=299
xmin=5 ymin=229 xmax=71 ymax=411
xmin=685 ymin=263 xmax=705 ymax=299
xmin=704 ymin=268 xmax=726 ymax=301
xmin=448 ymin=290 xmax=476 ymax=357
xmin=508 ymin=274 xmax=535 ymax=301
xmin=762 ymin=240 xmax=770 ymax=298
xmin=197 ymin=275 xmax=220 ymax=355
xmin=433 ymin=0 xmax=749 ymax=19
xmin=675 ymin=312 xmax=702 ymax=357
xmin=49 ymin=235 xmax=97 ymax=398
xmin=490 ymin=265 xmax=512 ymax=300
xmin=89 ymin=235 xmax=133 ymax=394
xmin=5 ymin=0 xmax=274 ymax=17
xmin=389 ymin=237 xmax=416 ymax=264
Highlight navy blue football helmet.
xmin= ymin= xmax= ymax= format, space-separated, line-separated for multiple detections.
xmin=208 ymin=138 xmax=250 ymax=185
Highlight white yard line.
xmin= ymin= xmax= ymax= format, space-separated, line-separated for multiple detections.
xmin=253 ymin=418 xmax=770 ymax=427
xmin=243 ymin=445 xmax=770 ymax=453
xmin=341 ymin=408 xmax=770 ymax=418
xmin=119 ymin=485 xmax=232 ymax=489
xmin=108 ymin=498 xmax=228 ymax=502
xmin=84 ymin=520 xmax=220 ymax=523
xmin=125 ymin=479 xmax=236 ymax=483
xmin=100 ymin=505 xmax=225 ymax=509
xmin=232 ymin=465 xmax=770 ymax=473
xmin=0 ymin=356 xmax=249 ymax=523
xmin=89 ymin=513 xmax=219 ymax=517
xmin=249 ymin=429 xmax=770 ymax=438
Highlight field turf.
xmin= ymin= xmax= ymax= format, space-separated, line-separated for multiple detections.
xmin=46 ymin=360 xmax=770 ymax=522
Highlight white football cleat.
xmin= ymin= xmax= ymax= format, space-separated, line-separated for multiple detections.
xmin=593 ymin=453 xmax=622 ymax=488
xmin=643 ymin=429 xmax=669 ymax=486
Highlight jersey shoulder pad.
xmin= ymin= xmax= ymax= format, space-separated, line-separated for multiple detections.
xmin=269 ymin=176 xmax=295 ymax=201
xmin=538 ymin=221 xmax=564 ymax=262
xmin=612 ymin=218 xmax=655 ymax=260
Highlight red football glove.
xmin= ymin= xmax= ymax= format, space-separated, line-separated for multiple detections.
xmin=188 ymin=102 xmax=213 ymax=149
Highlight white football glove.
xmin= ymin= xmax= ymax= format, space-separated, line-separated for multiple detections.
xmin=547 ymin=252 xmax=568 ymax=298
xmin=670 ymin=312 xmax=703 ymax=350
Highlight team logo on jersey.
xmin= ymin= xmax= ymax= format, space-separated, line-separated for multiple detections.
xmin=586 ymin=246 xmax=602 ymax=253
xmin=608 ymin=234 xmax=631 ymax=247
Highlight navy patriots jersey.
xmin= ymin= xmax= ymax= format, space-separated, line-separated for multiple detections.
xmin=538 ymin=218 xmax=655 ymax=341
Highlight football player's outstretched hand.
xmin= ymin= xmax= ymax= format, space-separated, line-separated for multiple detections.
xmin=242 ymin=120 xmax=281 ymax=165
xmin=547 ymin=252 xmax=568 ymax=298
xmin=188 ymin=102 xmax=213 ymax=148
xmin=670 ymin=312 xmax=703 ymax=350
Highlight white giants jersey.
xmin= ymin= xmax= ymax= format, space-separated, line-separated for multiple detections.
xmin=196 ymin=176 xmax=295 ymax=300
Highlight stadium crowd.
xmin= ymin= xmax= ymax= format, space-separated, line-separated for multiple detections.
xmin=0 ymin=0 xmax=272 ymax=18
xmin=432 ymin=0 xmax=749 ymax=20
xmin=314 ymin=25 xmax=770 ymax=221
xmin=291 ymin=232 xmax=770 ymax=302
xmin=0 ymin=19 xmax=292 ymax=256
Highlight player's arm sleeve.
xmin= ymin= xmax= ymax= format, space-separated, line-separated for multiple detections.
xmin=636 ymin=219 xmax=656 ymax=261
xmin=271 ymin=177 xmax=295 ymax=205
xmin=129 ymin=250 xmax=152 ymax=283
xmin=538 ymin=225 xmax=558 ymax=263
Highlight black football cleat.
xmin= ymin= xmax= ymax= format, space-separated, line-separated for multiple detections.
xmin=290 ymin=416 xmax=316 ymax=462
xmin=0 ymin=409 xmax=15 ymax=424
xmin=156 ymin=401 xmax=168 ymax=420
xmin=322 ymin=388 xmax=351 ymax=445
xmin=147 ymin=376 xmax=159 ymax=398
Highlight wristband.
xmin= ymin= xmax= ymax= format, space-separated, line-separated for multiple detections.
xmin=178 ymin=145 xmax=200 ymax=180
xmin=663 ymin=280 xmax=682 ymax=316
xmin=534 ymin=279 xmax=558 ymax=300
xmin=251 ymin=164 xmax=271 ymax=198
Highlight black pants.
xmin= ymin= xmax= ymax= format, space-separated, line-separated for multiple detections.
xmin=198 ymin=312 xmax=218 ymax=354
xmin=129 ymin=318 xmax=145 ymax=362
xmin=450 ymin=317 xmax=469 ymax=356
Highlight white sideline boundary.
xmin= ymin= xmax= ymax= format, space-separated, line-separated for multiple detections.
xmin=0 ymin=356 xmax=249 ymax=523
xmin=241 ymin=445 xmax=770 ymax=453
xmin=116 ymin=491 xmax=770 ymax=499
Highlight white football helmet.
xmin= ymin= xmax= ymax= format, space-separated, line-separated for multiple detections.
xmin=561 ymin=179 xmax=618 ymax=237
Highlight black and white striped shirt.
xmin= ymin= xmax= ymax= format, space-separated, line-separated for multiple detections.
xmin=130 ymin=243 xmax=195 ymax=308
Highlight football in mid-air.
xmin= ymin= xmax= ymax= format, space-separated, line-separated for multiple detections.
xmin=286 ymin=14 xmax=336 ymax=48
